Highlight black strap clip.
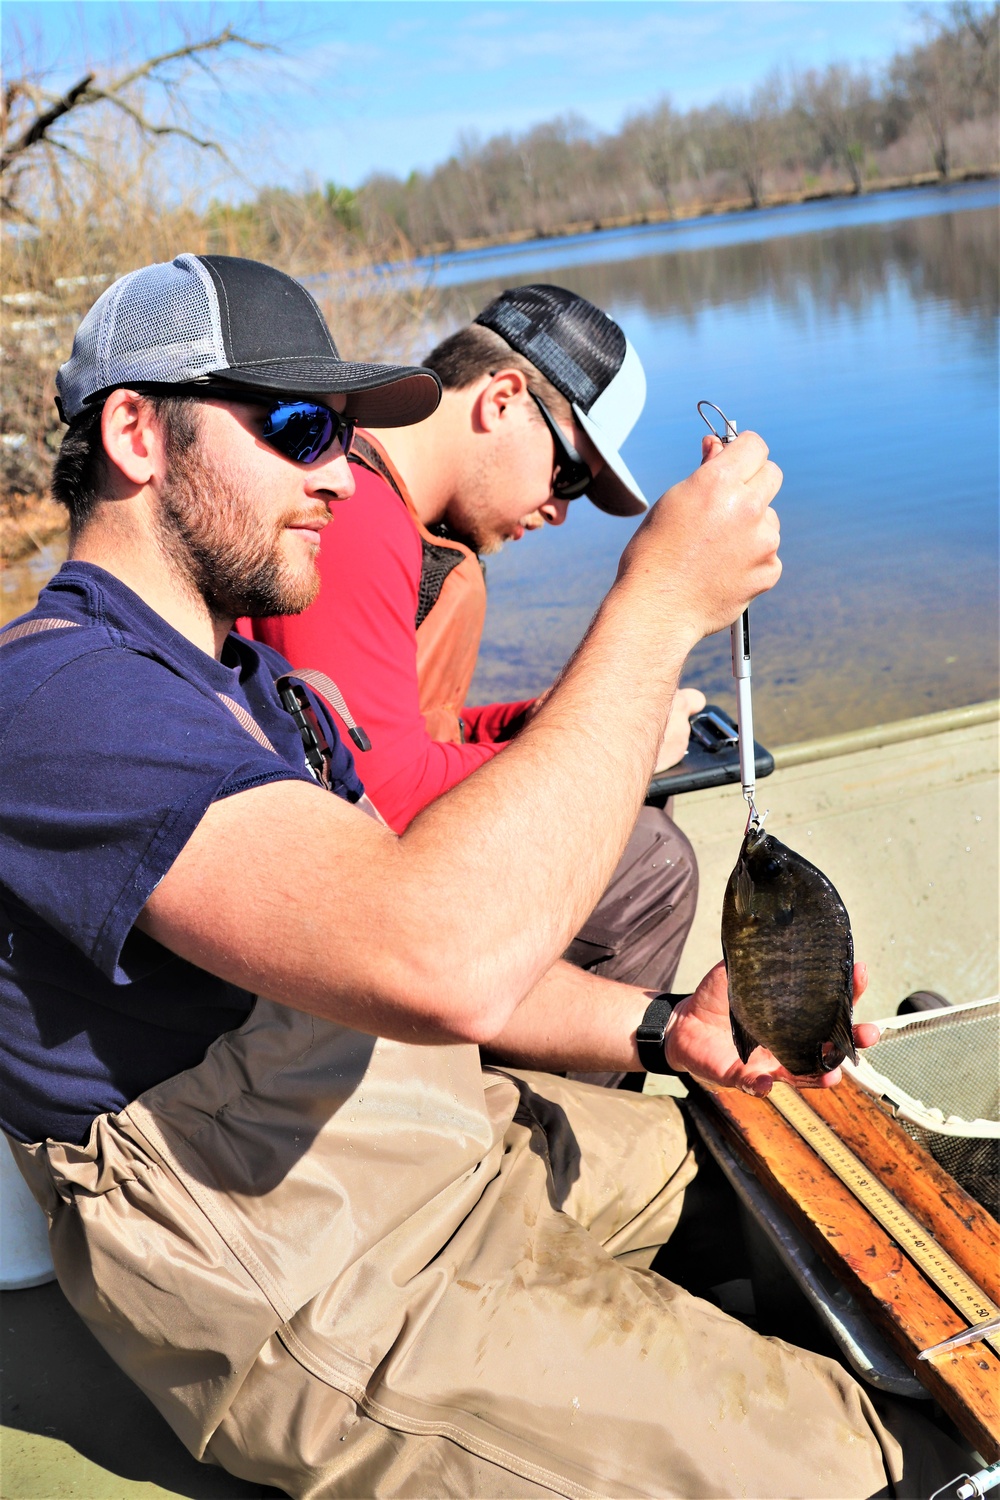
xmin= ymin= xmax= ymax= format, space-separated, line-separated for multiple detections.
xmin=277 ymin=677 xmax=334 ymax=790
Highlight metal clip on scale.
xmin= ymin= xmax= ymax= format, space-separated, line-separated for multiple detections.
xmin=697 ymin=401 xmax=760 ymax=834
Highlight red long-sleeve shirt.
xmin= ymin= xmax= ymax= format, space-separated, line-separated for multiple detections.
xmin=242 ymin=463 xmax=531 ymax=832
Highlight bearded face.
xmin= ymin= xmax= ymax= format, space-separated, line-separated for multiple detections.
xmin=155 ymin=413 xmax=326 ymax=622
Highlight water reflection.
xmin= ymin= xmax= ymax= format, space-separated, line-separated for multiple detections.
xmin=435 ymin=196 xmax=998 ymax=338
xmin=460 ymin=197 xmax=998 ymax=743
xmin=414 ymin=180 xmax=998 ymax=297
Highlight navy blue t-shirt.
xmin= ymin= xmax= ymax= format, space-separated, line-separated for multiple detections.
xmin=0 ymin=562 xmax=364 ymax=1145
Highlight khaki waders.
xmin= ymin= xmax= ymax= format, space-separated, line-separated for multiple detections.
xmin=10 ymin=999 xmax=964 ymax=1498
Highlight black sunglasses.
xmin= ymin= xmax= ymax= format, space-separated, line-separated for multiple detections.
xmin=528 ymin=391 xmax=592 ymax=501
xmin=140 ymin=386 xmax=355 ymax=466
xmin=258 ymin=399 xmax=355 ymax=465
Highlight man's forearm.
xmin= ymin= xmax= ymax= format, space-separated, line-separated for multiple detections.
xmin=141 ymin=582 xmax=690 ymax=1053
xmin=376 ymin=433 xmax=781 ymax=1035
xmin=481 ymin=959 xmax=653 ymax=1074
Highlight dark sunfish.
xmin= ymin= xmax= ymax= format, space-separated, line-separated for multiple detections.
xmin=721 ymin=824 xmax=856 ymax=1076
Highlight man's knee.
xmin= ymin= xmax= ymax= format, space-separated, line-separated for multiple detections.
xmin=634 ymin=802 xmax=698 ymax=915
xmin=564 ymin=805 xmax=699 ymax=989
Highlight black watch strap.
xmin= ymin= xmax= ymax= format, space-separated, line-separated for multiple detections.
xmin=636 ymin=992 xmax=689 ymax=1075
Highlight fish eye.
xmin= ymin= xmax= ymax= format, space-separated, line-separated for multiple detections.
xmin=764 ymin=858 xmax=781 ymax=878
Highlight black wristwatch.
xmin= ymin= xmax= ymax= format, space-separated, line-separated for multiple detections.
xmin=636 ymin=992 xmax=689 ymax=1075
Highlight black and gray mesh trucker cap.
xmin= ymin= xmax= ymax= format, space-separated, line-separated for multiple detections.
xmin=56 ymin=253 xmax=442 ymax=427
xmin=474 ymin=284 xmax=647 ymax=517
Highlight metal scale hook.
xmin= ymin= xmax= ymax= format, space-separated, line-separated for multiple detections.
xmin=697 ymin=401 xmax=762 ymax=834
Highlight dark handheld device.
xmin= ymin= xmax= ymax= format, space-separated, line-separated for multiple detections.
xmin=646 ymin=705 xmax=774 ymax=804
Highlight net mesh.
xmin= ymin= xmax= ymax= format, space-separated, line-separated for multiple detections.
xmin=475 ymin=284 xmax=626 ymax=413
xmin=416 ymin=540 xmax=465 ymax=629
xmin=853 ymin=1002 xmax=999 ymax=1218
xmin=59 ymin=256 xmax=225 ymax=417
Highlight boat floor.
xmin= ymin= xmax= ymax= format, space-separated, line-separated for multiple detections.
xmin=2 ymin=704 xmax=997 ymax=1497
xmin=2 ymin=1280 xmax=281 ymax=1498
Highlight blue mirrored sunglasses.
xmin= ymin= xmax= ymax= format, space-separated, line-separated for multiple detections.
xmin=259 ymin=400 xmax=355 ymax=465
xmin=135 ymin=387 xmax=356 ymax=467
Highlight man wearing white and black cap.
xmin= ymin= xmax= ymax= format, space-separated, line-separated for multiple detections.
xmin=250 ymin=287 xmax=706 ymax=1053
xmin=473 ymin=281 xmax=650 ymax=520
xmin=56 ymin=250 xmax=441 ymax=428
xmin=1 ymin=255 xmax=961 ymax=1498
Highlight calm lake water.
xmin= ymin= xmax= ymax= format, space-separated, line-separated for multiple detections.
xmin=428 ymin=180 xmax=999 ymax=745
xmin=4 ymin=182 xmax=997 ymax=746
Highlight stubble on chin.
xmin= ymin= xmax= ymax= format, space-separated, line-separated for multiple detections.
xmin=156 ymin=443 xmax=321 ymax=622
xmin=474 ymin=530 xmax=506 ymax=558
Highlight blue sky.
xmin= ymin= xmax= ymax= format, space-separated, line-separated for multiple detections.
xmin=4 ymin=2 xmax=927 ymax=191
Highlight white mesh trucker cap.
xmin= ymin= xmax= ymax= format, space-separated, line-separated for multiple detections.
xmin=474 ymin=284 xmax=648 ymax=517
xmin=56 ymin=253 xmax=442 ymax=426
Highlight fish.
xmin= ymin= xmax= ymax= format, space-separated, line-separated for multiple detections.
xmin=721 ymin=823 xmax=857 ymax=1076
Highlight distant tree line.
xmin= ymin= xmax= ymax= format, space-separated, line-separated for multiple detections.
xmin=347 ymin=2 xmax=998 ymax=253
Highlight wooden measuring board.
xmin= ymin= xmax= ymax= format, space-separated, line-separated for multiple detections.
xmin=696 ymin=1074 xmax=1000 ymax=1459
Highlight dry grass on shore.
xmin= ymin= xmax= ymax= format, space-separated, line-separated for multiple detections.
xmin=1 ymin=492 xmax=68 ymax=565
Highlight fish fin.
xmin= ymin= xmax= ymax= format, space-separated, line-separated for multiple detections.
xmin=821 ymin=1005 xmax=859 ymax=1070
xmin=733 ymin=861 xmax=755 ymax=918
xmin=729 ymin=1009 xmax=761 ymax=1065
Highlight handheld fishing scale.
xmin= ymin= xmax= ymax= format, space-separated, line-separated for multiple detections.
xmin=696 ymin=401 xmax=759 ymax=829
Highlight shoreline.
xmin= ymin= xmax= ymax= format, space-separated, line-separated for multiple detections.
xmin=3 ymin=167 xmax=996 ymax=574
xmin=385 ymin=166 xmax=999 ymax=263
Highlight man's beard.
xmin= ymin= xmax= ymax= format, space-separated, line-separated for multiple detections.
xmin=438 ymin=514 xmax=507 ymax=558
xmin=156 ymin=441 xmax=323 ymax=621
xmin=441 ymin=485 xmax=514 ymax=558
xmin=446 ymin=443 xmax=524 ymax=557
xmin=468 ymin=524 xmax=507 ymax=558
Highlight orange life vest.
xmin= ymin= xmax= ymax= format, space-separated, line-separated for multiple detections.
xmin=349 ymin=433 xmax=486 ymax=744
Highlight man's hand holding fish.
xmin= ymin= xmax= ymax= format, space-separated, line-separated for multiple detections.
xmin=663 ymin=961 xmax=881 ymax=1096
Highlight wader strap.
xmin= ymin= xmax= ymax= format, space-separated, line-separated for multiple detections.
xmin=282 ymin=668 xmax=371 ymax=752
xmin=0 ymin=613 xmax=285 ymax=757
xmin=0 ymin=614 xmax=375 ymax=809
xmin=351 ymin=433 xmax=477 ymax=633
xmin=0 ymin=617 xmax=81 ymax=644
xmin=216 ymin=684 xmax=384 ymax=821
xmin=216 ymin=693 xmax=280 ymax=755
xmin=349 ymin=433 xmax=403 ymax=500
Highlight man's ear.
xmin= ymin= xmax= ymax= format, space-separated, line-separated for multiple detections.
xmin=477 ymin=368 xmax=529 ymax=432
xmin=100 ymin=390 xmax=168 ymax=490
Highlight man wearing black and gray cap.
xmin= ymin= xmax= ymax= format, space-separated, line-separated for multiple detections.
xmin=2 ymin=255 xmax=960 ymax=1498
xmin=250 ymin=287 xmax=706 ymax=1055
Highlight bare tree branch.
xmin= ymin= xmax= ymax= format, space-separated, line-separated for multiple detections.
xmin=1 ymin=74 xmax=94 ymax=174
xmin=82 ymin=90 xmax=228 ymax=159
xmin=0 ymin=28 xmax=274 ymax=190
xmin=100 ymin=27 xmax=271 ymax=97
